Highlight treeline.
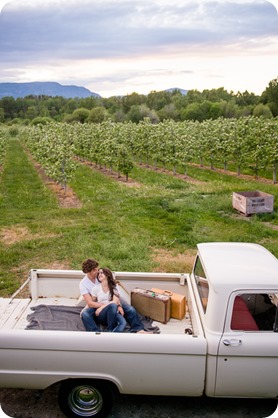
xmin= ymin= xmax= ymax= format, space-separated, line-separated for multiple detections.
xmin=0 ymin=77 xmax=278 ymax=124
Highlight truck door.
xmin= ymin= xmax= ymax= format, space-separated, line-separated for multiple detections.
xmin=215 ymin=292 xmax=278 ymax=398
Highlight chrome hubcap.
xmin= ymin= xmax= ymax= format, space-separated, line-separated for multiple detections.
xmin=68 ymin=385 xmax=103 ymax=417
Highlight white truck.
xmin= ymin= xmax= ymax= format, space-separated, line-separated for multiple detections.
xmin=0 ymin=242 xmax=278 ymax=418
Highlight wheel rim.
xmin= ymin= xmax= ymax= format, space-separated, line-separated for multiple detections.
xmin=68 ymin=385 xmax=104 ymax=417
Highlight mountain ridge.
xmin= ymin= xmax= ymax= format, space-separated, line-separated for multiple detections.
xmin=0 ymin=82 xmax=100 ymax=99
xmin=0 ymin=82 xmax=188 ymax=99
xmin=165 ymin=87 xmax=188 ymax=95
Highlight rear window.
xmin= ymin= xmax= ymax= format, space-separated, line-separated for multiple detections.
xmin=194 ymin=256 xmax=209 ymax=312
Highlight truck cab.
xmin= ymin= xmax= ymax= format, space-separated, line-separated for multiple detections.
xmin=192 ymin=242 xmax=278 ymax=398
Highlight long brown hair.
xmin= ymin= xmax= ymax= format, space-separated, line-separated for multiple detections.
xmin=100 ymin=267 xmax=119 ymax=301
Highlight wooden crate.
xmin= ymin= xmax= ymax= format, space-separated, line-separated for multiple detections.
xmin=232 ymin=191 xmax=274 ymax=216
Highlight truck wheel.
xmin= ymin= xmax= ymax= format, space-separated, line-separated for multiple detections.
xmin=58 ymin=379 xmax=115 ymax=418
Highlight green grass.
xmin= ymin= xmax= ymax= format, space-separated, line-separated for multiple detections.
xmin=0 ymin=139 xmax=57 ymax=210
xmin=0 ymin=137 xmax=278 ymax=296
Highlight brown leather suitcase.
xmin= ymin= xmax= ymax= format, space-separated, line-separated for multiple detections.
xmin=151 ymin=288 xmax=186 ymax=320
xmin=131 ymin=288 xmax=171 ymax=324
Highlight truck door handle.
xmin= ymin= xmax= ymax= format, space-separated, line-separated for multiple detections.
xmin=223 ymin=339 xmax=242 ymax=347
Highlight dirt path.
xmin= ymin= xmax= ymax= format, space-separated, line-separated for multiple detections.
xmin=24 ymin=147 xmax=82 ymax=208
xmin=27 ymin=151 xmax=278 ymax=211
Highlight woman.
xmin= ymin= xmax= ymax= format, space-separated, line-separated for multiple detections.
xmin=90 ymin=267 xmax=126 ymax=332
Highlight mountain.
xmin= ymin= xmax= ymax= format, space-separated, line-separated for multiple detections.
xmin=165 ymin=88 xmax=188 ymax=95
xmin=0 ymin=82 xmax=100 ymax=99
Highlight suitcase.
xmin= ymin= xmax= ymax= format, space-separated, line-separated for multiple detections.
xmin=151 ymin=288 xmax=186 ymax=320
xmin=131 ymin=288 xmax=171 ymax=324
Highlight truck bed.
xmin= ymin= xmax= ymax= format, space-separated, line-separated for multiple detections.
xmin=0 ymin=269 xmax=195 ymax=335
xmin=0 ymin=296 xmax=192 ymax=334
xmin=0 ymin=298 xmax=192 ymax=334
xmin=0 ymin=269 xmax=207 ymax=399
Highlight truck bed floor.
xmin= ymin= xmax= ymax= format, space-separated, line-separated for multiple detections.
xmin=0 ymin=297 xmax=192 ymax=334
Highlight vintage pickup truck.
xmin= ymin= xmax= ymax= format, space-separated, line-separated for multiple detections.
xmin=0 ymin=242 xmax=278 ymax=418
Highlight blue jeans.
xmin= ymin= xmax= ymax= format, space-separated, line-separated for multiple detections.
xmin=81 ymin=303 xmax=143 ymax=332
xmin=81 ymin=307 xmax=100 ymax=332
xmin=122 ymin=303 xmax=144 ymax=332
xmin=97 ymin=303 xmax=126 ymax=332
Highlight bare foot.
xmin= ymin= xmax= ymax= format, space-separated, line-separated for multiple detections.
xmin=137 ymin=330 xmax=153 ymax=334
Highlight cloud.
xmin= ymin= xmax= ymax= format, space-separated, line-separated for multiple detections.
xmin=0 ymin=0 xmax=277 ymax=96
xmin=1 ymin=0 xmax=277 ymax=12
xmin=1 ymin=0 xmax=277 ymax=62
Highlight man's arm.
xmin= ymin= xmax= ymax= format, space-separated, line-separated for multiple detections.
xmin=83 ymin=293 xmax=104 ymax=308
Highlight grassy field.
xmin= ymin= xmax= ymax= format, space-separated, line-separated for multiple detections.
xmin=0 ymin=136 xmax=277 ymax=297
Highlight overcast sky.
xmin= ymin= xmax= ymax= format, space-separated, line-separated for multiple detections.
xmin=0 ymin=0 xmax=277 ymax=97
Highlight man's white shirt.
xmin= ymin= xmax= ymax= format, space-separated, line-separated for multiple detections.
xmin=79 ymin=274 xmax=100 ymax=295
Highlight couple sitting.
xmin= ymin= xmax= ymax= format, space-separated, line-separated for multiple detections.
xmin=80 ymin=258 xmax=147 ymax=333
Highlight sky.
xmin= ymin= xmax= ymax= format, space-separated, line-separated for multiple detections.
xmin=0 ymin=0 xmax=277 ymax=98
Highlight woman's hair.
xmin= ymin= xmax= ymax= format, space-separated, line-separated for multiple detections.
xmin=100 ymin=267 xmax=119 ymax=301
xmin=82 ymin=259 xmax=99 ymax=273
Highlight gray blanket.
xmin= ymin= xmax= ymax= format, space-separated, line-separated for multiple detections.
xmin=26 ymin=305 xmax=86 ymax=331
xmin=26 ymin=305 xmax=160 ymax=333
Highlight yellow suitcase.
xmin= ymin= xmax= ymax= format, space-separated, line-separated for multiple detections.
xmin=151 ymin=288 xmax=186 ymax=320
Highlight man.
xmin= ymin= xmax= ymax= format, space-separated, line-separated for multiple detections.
xmin=80 ymin=258 xmax=145 ymax=332
xmin=79 ymin=258 xmax=102 ymax=331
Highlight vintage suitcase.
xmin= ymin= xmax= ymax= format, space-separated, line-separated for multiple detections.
xmin=131 ymin=288 xmax=171 ymax=324
xmin=151 ymin=288 xmax=186 ymax=320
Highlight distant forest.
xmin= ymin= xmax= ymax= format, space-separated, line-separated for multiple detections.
xmin=0 ymin=77 xmax=277 ymax=125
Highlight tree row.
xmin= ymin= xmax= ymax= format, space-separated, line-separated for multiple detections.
xmin=19 ymin=117 xmax=278 ymax=189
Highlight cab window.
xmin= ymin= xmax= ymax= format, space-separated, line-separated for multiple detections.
xmin=231 ymin=293 xmax=278 ymax=332
xmin=193 ymin=256 xmax=209 ymax=313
